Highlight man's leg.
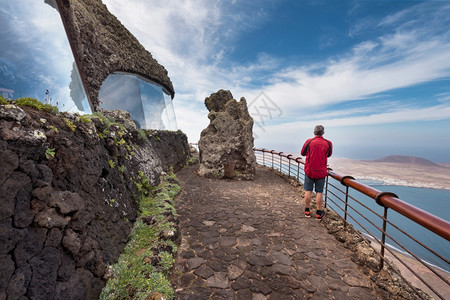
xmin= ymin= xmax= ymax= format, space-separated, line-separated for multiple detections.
xmin=315 ymin=177 xmax=326 ymax=220
xmin=303 ymin=175 xmax=314 ymax=217
xmin=304 ymin=190 xmax=312 ymax=209
xmin=304 ymin=190 xmax=312 ymax=217
xmin=315 ymin=192 xmax=323 ymax=211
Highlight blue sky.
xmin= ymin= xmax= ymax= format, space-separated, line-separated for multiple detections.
xmin=103 ymin=0 xmax=450 ymax=162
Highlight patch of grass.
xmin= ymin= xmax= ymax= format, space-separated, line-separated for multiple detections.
xmin=115 ymin=138 xmax=126 ymax=147
xmin=45 ymin=148 xmax=55 ymax=159
xmin=158 ymin=251 xmax=175 ymax=272
xmin=100 ymin=173 xmax=181 ymax=300
xmin=98 ymin=129 xmax=110 ymax=139
xmin=50 ymin=125 xmax=59 ymax=133
xmin=79 ymin=114 xmax=92 ymax=124
xmin=92 ymin=112 xmax=113 ymax=128
xmin=109 ymin=159 xmax=115 ymax=169
xmin=135 ymin=171 xmax=153 ymax=196
xmin=186 ymin=156 xmax=197 ymax=166
xmin=137 ymin=129 xmax=148 ymax=141
xmin=91 ymin=112 xmax=126 ymax=131
xmin=63 ymin=118 xmax=77 ymax=132
xmin=15 ymin=97 xmax=58 ymax=113
xmin=0 ymin=95 xmax=8 ymax=105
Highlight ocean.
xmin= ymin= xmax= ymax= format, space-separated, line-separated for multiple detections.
xmin=328 ymin=182 xmax=450 ymax=273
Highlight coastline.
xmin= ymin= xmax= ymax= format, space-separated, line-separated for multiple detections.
xmin=357 ymin=175 xmax=450 ymax=190
xmin=328 ymin=157 xmax=450 ymax=190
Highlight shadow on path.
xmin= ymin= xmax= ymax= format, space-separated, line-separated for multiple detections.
xmin=171 ymin=165 xmax=382 ymax=300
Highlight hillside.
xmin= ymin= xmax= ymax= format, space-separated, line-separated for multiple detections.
xmin=373 ymin=155 xmax=440 ymax=167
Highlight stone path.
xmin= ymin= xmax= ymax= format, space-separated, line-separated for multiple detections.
xmin=171 ymin=165 xmax=383 ymax=299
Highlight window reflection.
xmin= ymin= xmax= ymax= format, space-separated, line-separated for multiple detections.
xmin=0 ymin=1 xmax=91 ymax=113
xmin=98 ymin=72 xmax=177 ymax=130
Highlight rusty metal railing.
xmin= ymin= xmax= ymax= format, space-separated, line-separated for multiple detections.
xmin=254 ymin=148 xmax=450 ymax=300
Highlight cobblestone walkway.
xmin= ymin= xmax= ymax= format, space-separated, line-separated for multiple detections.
xmin=171 ymin=165 xmax=383 ymax=299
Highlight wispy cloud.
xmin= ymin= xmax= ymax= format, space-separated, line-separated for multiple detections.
xmin=103 ymin=0 xmax=450 ymax=143
xmin=436 ymin=92 xmax=450 ymax=103
xmin=250 ymin=2 xmax=450 ymax=119
xmin=103 ymin=0 xmax=275 ymax=101
xmin=270 ymin=103 xmax=450 ymax=131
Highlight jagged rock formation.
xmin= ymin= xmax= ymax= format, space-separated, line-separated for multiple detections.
xmin=57 ymin=0 xmax=175 ymax=109
xmin=198 ymin=90 xmax=256 ymax=180
xmin=0 ymin=103 xmax=189 ymax=299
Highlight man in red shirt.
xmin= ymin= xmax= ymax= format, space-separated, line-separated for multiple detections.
xmin=301 ymin=125 xmax=333 ymax=220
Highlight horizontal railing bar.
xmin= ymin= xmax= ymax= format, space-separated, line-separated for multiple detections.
xmin=254 ymin=147 xmax=449 ymax=298
xmin=327 ymin=170 xmax=450 ymax=241
xmin=254 ymin=148 xmax=449 ymax=241
xmin=326 ymin=199 xmax=442 ymax=299
xmin=270 ymin=153 xmax=450 ymax=287
xmin=341 ymin=190 xmax=449 ymax=264
xmin=334 ymin=193 xmax=449 ymax=282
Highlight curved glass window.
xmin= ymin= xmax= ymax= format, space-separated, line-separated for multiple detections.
xmin=98 ymin=72 xmax=177 ymax=130
xmin=0 ymin=1 xmax=91 ymax=113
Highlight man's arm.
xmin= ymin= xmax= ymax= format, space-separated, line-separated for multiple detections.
xmin=301 ymin=139 xmax=310 ymax=156
xmin=327 ymin=140 xmax=333 ymax=157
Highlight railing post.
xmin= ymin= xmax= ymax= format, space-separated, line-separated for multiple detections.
xmin=379 ymin=206 xmax=388 ymax=270
xmin=297 ymin=163 xmax=300 ymax=181
xmin=344 ymin=185 xmax=350 ymax=228
xmin=288 ymin=158 xmax=291 ymax=176
xmin=271 ymin=152 xmax=274 ymax=169
xmin=340 ymin=176 xmax=355 ymax=228
xmin=279 ymin=155 xmax=282 ymax=172
xmin=324 ymin=175 xmax=329 ymax=208
xmin=262 ymin=151 xmax=265 ymax=166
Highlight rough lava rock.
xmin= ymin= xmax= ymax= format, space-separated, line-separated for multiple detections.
xmin=0 ymin=103 xmax=190 ymax=299
xmin=198 ymin=90 xmax=256 ymax=180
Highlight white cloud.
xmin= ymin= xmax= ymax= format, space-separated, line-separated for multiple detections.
xmin=436 ymin=92 xmax=450 ymax=103
xmin=252 ymin=102 xmax=450 ymax=151
xmin=103 ymin=0 xmax=450 ymax=143
xmin=173 ymin=101 xmax=209 ymax=142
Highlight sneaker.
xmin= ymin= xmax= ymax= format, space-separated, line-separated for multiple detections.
xmin=316 ymin=210 xmax=325 ymax=220
xmin=304 ymin=209 xmax=311 ymax=218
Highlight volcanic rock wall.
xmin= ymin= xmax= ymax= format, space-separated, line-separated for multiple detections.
xmin=0 ymin=103 xmax=189 ymax=299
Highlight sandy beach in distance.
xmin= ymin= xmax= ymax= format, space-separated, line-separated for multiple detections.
xmin=327 ymin=157 xmax=450 ymax=190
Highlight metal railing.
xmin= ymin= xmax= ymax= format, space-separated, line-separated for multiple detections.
xmin=254 ymin=148 xmax=450 ymax=300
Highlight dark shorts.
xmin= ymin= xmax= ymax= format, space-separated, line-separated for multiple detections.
xmin=304 ymin=175 xmax=325 ymax=193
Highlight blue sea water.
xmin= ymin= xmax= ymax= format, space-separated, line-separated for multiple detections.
xmin=328 ymin=183 xmax=450 ymax=272
xmin=371 ymin=185 xmax=449 ymax=271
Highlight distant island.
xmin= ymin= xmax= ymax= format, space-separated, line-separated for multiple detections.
xmin=328 ymin=155 xmax=450 ymax=190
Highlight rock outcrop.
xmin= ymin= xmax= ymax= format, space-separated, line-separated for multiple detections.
xmin=0 ymin=102 xmax=189 ymax=299
xmin=198 ymin=90 xmax=256 ymax=180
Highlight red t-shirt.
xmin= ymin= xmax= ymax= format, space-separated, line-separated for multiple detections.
xmin=301 ymin=136 xmax=333 ymax=179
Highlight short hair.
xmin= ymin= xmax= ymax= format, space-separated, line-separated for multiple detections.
xmin=314 ymin=125 xmax=325 ymax=136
